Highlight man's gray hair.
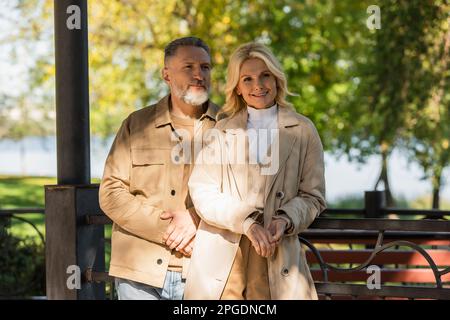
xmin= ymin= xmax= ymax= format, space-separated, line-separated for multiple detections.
xmin=164 ymin=37 xmax=210 ymax=62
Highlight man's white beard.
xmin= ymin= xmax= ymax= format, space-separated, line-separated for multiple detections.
xmin=175 ymin=86 xmax=209 ymax=106
xmin=183 ymin=88 xmax=209 ymax=106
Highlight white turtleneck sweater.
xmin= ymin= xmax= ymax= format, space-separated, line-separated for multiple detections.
xmin=247 ymin=103 xmax=278 ymax=165
xmin=243 ymin=103 xmax=293 ymax=234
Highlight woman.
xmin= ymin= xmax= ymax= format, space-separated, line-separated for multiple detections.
xmin=183 ymin=42 xmax=326 ymax=300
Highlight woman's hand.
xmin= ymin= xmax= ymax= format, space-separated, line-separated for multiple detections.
xmin=179 ymin=236 xmax=195 ymax=257
xmin=246 ymin=223 xmax=276 ymax=258
xmin=267 ymin=218 xmax=288 ymax=245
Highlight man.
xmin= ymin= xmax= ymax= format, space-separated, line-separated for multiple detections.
xmin=99 ymin=37 xmax=219 ymax=300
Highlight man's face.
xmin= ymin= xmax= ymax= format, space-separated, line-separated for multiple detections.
xmin=163 ymin=46 xmax=212 ymax=106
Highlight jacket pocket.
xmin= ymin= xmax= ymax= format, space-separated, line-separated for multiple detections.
xmin=130 ymin=148 xmax=166 ymax=198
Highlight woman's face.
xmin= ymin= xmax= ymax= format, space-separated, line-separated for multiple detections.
xmin=236 ymin=58 xmax=277 ymax=109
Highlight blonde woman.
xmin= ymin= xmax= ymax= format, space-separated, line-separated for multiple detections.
xmin=183 ymin=42 xmax=326 ymax=300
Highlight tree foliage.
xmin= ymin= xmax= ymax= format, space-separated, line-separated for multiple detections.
xmin=1 ymin=0 xmax=449 ymax=206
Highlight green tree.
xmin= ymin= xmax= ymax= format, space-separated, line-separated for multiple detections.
xmin=343 ymin=0 xmax=449 ymax=206
xmin=402 ymin=9 xmax=450 ymax=209
xmin=7 ymin=0 xmax=450 ymax=208
xmin=0 ymin=0 xmax=54 ymax=143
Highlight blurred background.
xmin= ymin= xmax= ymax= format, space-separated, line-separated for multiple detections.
xmin=0 ymin=0 xmax=449 ymax=298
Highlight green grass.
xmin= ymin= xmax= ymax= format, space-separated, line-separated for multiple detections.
xmin=0 ymin=175 xmax=101 ymax=245
xmin=0 ymin=175 xmax=54 ymax=208
xmin=0 ymin=175 xmax=55 ymax=245
xmin=0 ymin=175 xmax=113 ymax=297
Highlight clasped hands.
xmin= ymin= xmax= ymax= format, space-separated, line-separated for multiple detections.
xmin=161 ymin=209 xmax=198 ymax=257
xmin=160 ymin=210 xmax=288 ymax=259
xmin=245 ymin=218 xmax=288 ymax=258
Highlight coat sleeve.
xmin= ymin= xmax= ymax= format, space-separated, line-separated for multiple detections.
xmin=99 ymin=117 xmax=169 ymax=244
xmin=277 ymin=122 xmax=326 ymax=236
xmin=188 ymin=132 xmax=256 ymax=235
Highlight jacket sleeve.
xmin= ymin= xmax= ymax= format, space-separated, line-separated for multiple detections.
xmin=99 ymin=117 xmax=169 ymax=244
xmin=188 ymin=132 xmax=256 ymax=235
xmin=277 ymin=122 xmax=326 ymax=236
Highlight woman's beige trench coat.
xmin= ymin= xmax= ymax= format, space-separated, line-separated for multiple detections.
xmin=184 ymin=106 xmax=326 ymax=300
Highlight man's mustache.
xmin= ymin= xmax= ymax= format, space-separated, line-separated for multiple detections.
xmin=188 ymin=82 xmax=207 ymax=88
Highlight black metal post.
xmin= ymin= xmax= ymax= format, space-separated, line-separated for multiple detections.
xmin=54 ymin=0 xmax=90 ymax=184
xmin=365 ymin=191 xmax=386 ymax=219
xmin=46 ymin=1 xmax=104 ymax=300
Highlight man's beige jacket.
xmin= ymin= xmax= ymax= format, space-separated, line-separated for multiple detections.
xmin=99 ymin=95 xmax=219 ymax=288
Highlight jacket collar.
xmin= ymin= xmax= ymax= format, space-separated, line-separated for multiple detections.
xmin=154 ymin=94 xmax=219 ymax=128
xmin=278 ymin=105 xmax=301 ymax=128
xmin=224 ymin=105 xmax=300 ymax=132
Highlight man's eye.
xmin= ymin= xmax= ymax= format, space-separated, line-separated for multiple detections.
xmin=185 ymin=65 xmax=192 ymax=69
xmin=202 ymin=65 xmax=211 ymax=70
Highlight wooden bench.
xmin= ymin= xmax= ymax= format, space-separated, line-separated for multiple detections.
xmin=301 ymin=218 xmax=450 ymax=300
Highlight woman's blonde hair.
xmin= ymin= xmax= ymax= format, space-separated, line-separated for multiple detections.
xmin=220 ymin=42 xmax=294 ymax=117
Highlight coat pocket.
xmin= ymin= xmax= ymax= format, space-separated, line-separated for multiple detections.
xmin=130 ymin=148 xmax=166 ymax=197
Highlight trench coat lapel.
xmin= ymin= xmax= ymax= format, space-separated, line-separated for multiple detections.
xmin=264 ymin=106 xmax=300 ymax=201
xmin=223 ymin=109 xmax=249 ymax=201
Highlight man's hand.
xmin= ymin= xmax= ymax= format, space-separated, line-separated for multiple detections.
xmin=161 ymin=209 xmax=197 ymax=253
xmin=246 ymin=223 xmax=276 ymax=258
xmin=267 ymin=218 xmax=288 ymax=245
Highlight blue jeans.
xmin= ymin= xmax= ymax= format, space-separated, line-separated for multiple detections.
xmin=115 ymin=271 xmax=185 ymax=300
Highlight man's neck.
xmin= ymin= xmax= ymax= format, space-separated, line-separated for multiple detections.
xmin=170 ymin=95 xmax=206 ymax=119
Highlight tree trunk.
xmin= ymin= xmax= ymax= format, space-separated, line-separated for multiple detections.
xmin=374 ymin=143 xmax=395 ymax=207
xmin=431 ymin=165 xmax=442 ymax=209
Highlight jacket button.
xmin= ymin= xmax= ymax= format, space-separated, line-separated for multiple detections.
xmin=174 ymin=155 xmax=180 ymax=162
xmin=276 ymin=191 xmax=285 ymax=199
xmin=171 ymin=190 xmax=176 ymax=196
xmin=157 ymin=259 xmax=163 ymax=265
xmin=281 ymin=268 xmax=289 ymax=276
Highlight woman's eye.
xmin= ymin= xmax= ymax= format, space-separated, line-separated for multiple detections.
xmin=263 ymin=73 xmax=271 ymax=77
xmin=243 ymin=77 xmax=251 ymax=82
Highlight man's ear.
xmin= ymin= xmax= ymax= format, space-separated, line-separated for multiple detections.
xmin=162 ymin=67 xmax=170 ymax=83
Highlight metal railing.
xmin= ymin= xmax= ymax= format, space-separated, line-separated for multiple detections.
xmin=0 ymin=207 xmax=46 ymax=298
xmin=0 ymin=208 xmax=45 ymax=244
